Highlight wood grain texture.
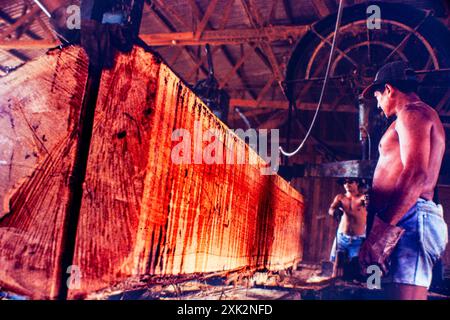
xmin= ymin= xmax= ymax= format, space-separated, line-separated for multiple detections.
xmin=0 ymin=46 xmax=304 ymax=299
xmin=0 ymin=46 xmax=89 ymax=299
xmin=69 ymin=47 xmax=304 ymax=298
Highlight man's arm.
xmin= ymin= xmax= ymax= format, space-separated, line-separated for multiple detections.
xmin=328 ymin=194 xmax=343 ymax=216
xmin=381 ymin=108 xmax=431 ymax=225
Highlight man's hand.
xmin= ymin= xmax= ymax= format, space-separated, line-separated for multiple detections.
xmin=362 ymin=193 xmax=369 ymax=209
xmin=359 ymin=216 xmax=405 ymax=275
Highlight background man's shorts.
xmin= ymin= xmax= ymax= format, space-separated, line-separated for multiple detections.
xmin=386 ymin=198 xmax=448 ymax=288
xmin=330 ymin=232 xmax=365 ymax=261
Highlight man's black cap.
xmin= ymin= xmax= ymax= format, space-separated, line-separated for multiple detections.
xmin=337 ymin=177 xmax=366 ymax=186
xmin=362 ymin=61 xmax=418 ymax=99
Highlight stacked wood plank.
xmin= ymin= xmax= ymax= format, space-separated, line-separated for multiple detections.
xmin=0 ymin=46 xmax=304 ymax=299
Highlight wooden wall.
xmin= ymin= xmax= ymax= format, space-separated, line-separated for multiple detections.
xmin=291 ymin=174 xmax=341 ymax=263
xmin=0 ymin=46 xmax=304 ymax=299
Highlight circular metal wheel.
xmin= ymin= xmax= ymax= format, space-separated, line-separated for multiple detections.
xmin=285 ymin=2 xmax=450 ymax=109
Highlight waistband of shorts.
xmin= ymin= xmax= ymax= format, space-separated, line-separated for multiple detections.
xmin=416 ymin=198 xmax=444 ymax=218
xmin=337 ymin=232 xmax=366 ymax=240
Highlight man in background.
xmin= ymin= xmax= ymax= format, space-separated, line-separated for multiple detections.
xmin=328 ymin=178 xmax=367 ymax=278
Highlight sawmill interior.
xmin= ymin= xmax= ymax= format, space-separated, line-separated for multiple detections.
xmin=0 ymin=0 xmax=450 ymax=301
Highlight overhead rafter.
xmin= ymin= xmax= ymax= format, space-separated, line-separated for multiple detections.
xmin=229 ymin=98 xmax=357 ymax=112
xmin=186 ymin=46 xmax=221 ymax=81
xmin=186 ymin=0 xmax=235 ymax=81
xmin=237 ymin=0 xmax=294 ymax=131
xmin=312 ymin=1 xmax=333 ymax=18
xmin=218 ymin=45 xmax=254 ymax=89
xmin=257 ymin=109 xmax=287 ymax=129
xmin=239 ymin=0 xmax=284 ymax=81
xmin=256 ymin=75 xmax=276 ymax=104
xmin=0 ymin=25 xmax=308 ymax=48
xmin=229 ymin=107 xmax=274 ymax=121
xmin=187 ymin=0 xmax=258 ymax=100
xmin=0 ymin=0 xmax=66 ymax=66
xmin=436 ymin=89 xmax=450 ymax=112
xmin=194 ymin=0 xmax=220 ymax=39
xmin=0 ymin=8 xmax=44 ymax=41
xmin=148 ymin=2 xmax=209 ymax=78
xmin=282 ymin=0 xmax=294 ymax=24
xmin=0 ymin=3 xmax=46 ymax=62
xmin=0 ymin=38 xmax=59 ymax=49
xmin=141 ymin=25 xmax=308 ymax=46
xmin=0 ymin=4 xmax=41 ymax=40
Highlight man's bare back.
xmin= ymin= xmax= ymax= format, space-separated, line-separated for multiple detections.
xmin=371 ymin=101 xmax=446 ymax=217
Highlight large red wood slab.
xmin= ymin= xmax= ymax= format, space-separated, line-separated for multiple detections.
xmin=0 ymin=46 xmax=304 ymax=299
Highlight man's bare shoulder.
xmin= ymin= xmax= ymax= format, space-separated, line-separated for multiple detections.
xmin=396 ymin=102 xmax=434 ymax=129
xmin=334 ymin=194 xmax=346 ymax=201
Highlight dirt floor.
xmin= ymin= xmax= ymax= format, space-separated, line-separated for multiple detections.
xmin=1 ymin=263 xmax=449 ymax=300
xmin=85 ymin=263 xmax=450 ymax=300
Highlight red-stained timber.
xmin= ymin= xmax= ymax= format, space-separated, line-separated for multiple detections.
xmin=0 ymin=46 xmax=304 ymax=299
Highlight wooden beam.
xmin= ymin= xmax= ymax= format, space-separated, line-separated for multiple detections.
xmin=219 ymin=0 xmax=236 ymax=29
xmin=218 ymin=45 xmax=254 ymax=89
xmin=0 ymin=39 xmax=59 ymax=49
xmin=152 ymin=0 xmax=191 ymax=29
xmin=35 ymin=13 xmax=58 ymax=42
xmin=257 ymin=110 xmax=287 ymax=129
xmin=187 ymin=0 xmax=236 ymax=81
xmin=0 ymin=5 xmax=41 ymax=40
xmin=230 ymin=98 xmax=357 ymax=112
xmin=186 ymin=46 xmax=221 ymax=81
xmin=186 ymin=0 xmax=259 ymax=100
xmin=312 ymin=1 xmax=332 ymax=18
xmin=0 ymin=8 xmax=43 ymax=40
xmin=436 ymin=89 xmax=450 ymax=112
xmin=0 ymin=25 xmax=308 ymax=49
xmin=239 ymin=0 xmax=284 ymax=81
xmin=148 ymin=4 xmax=208 ymax=78
xmin=168 ymin=46 xmax=184 ymax=65
xmin=268 ymin=0 xmax=280 ymax=23
xmin=194 ymin=0 xmax=220 ymax=39
xmin=144 ymin=25 xmax=307 ymax=46
xmin=282 ymin=0 xmax=294 ymax=24
xmin=229 ymin=108 xmax=274 ymax=120
xmin=256 ymin=75 xmax=276 ymax=104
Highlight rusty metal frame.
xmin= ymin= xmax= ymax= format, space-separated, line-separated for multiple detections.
xmin=306 ymin=19 xmax=440 ymax=78
xmin=330 ymin=41 xmax=409 ymax=76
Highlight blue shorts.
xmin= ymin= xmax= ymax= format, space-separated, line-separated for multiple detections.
xmin=330 ymin=232 xmax=365 ymax=262
xmin=385 ymin=198 xmax=448 ymax=288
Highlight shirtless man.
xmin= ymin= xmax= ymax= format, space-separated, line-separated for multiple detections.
xmin=359 ymin=61 xmax=448 ymax=300
xmin=328 ymin=178 xmax=367 ymax=264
